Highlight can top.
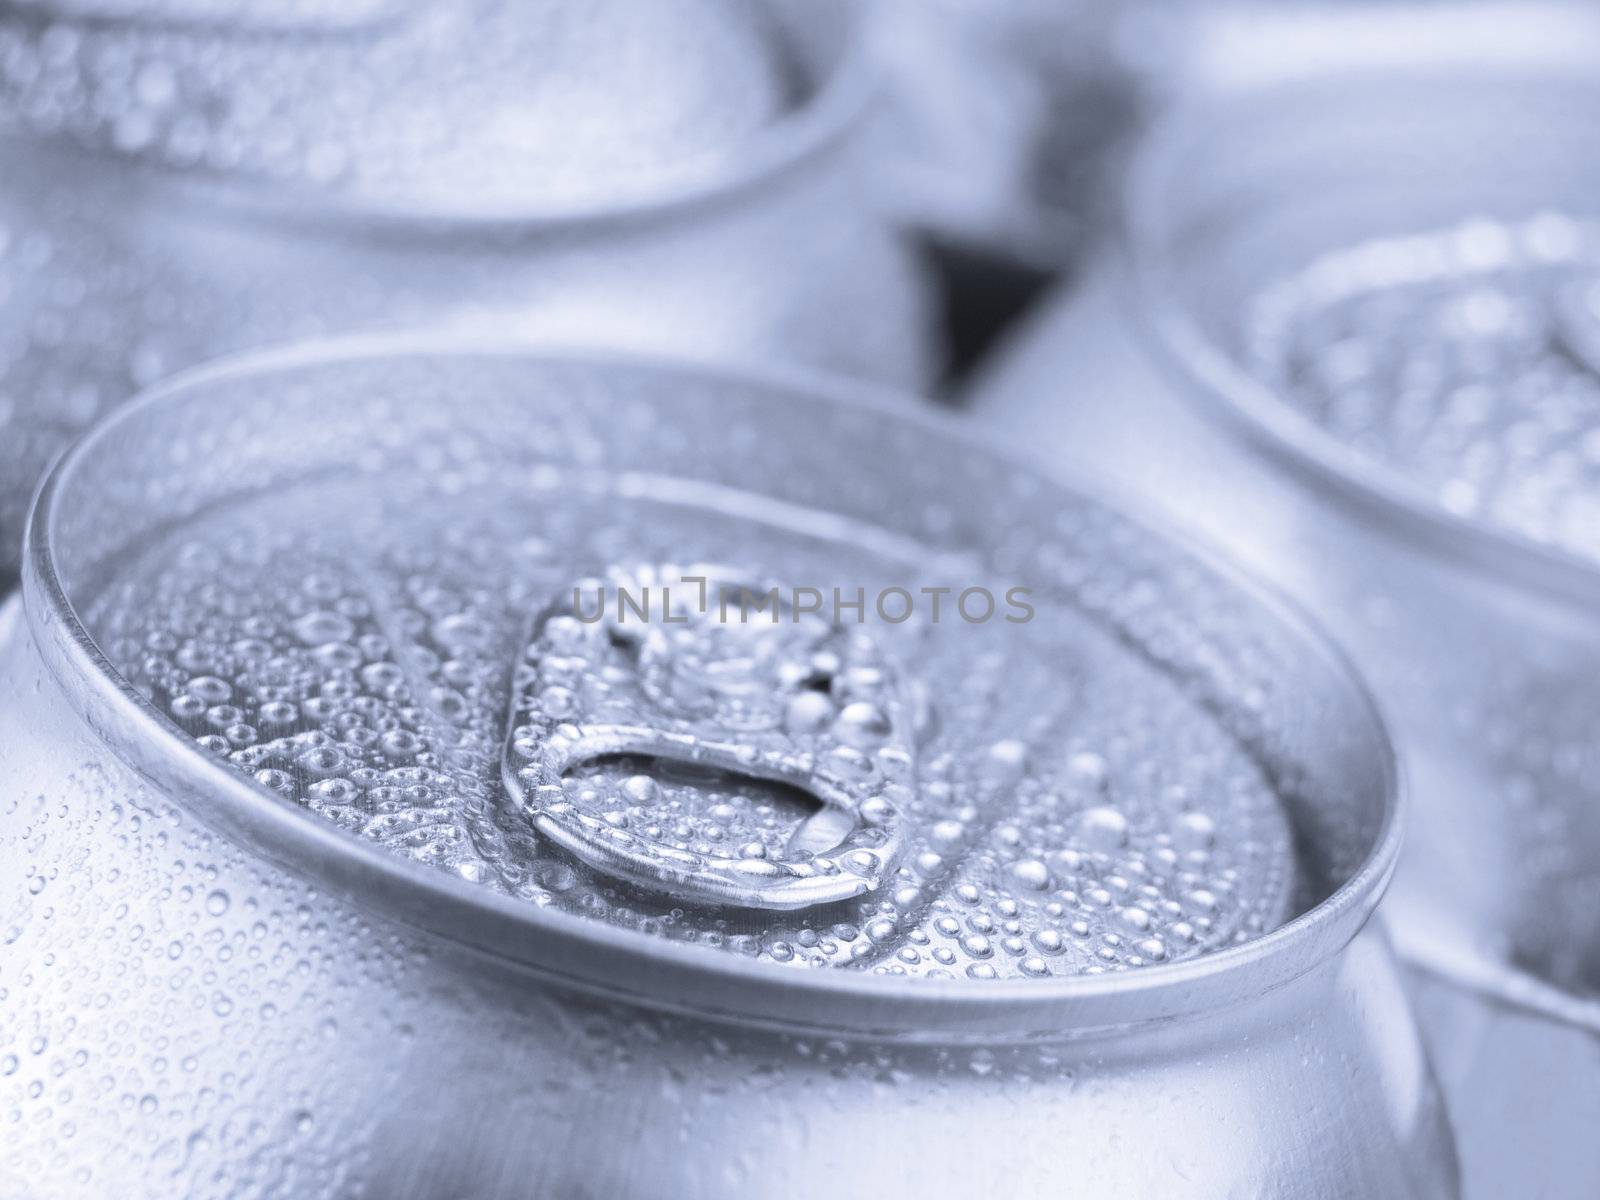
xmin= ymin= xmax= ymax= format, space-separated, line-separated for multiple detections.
xmin=1244 ymin=214 xmax=1600 ymax=567
xmin=27 ymin=345 xmax=1399 ymax=1026
xmin=1129 ymin=64 xmax=1600 ymax=606
xmin=0 ymin=0 xmax=853 ymax=222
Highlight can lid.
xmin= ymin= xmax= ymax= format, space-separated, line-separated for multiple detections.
xmin=1129 ymin=70 xmax=1600 ymax=608
xmin=1243 ymin=213 xmax=1600 ymax=569
xmin=54 ymin=349 xmax=1319 ymax=985
xmin=0 ymin=0 xmax=810 ymax=217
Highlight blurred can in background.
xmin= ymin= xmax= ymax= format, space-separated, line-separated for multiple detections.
xmin=864 ymin=0 xmax=1169 ymax=272
xmin=0 ymin=344 xmax=1453 ymax=1198
xmin=0 ymin=0 xmax=933 ymax=581
xmin=972 ymin=9 xmax=1600 ymax=1032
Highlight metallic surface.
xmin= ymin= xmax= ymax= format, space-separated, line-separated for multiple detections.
xmin=970 ymin=60 xmax=1600 ymax=1031
xmin=0 ymin=345 xmax=1454 ymax=1197
xmin=503 ymin=568 xmax=914 ymax=911
xmin=1407 ymin=965 xmax=1600 ymax=1200
xmin=0 ymin=0 xmax=931 ymax=581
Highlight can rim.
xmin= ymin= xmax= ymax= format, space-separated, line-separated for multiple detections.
xmin=8 ymin=0 xmax=872 ymax=233
xmin=1124 ymin=63 xmax=1600 ymax=612
xmin=21 ymin=338 xmax=1403 ymax=1042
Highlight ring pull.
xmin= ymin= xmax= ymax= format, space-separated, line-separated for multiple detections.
xmin=502 ymin=565 xmax=912 ymax=911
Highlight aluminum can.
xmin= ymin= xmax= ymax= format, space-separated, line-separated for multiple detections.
xmin=972 ymin=38 xmax=1600 ymax=1032
xmin=0 ymin=0 xmax=932 ymax=582
xmin=0 ymin=344 xmax=1453 ymax=1197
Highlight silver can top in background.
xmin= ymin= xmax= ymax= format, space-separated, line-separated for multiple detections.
xmin=0 ymin=0 xmax=797 ymax=211
xmin=0 ymin=0 xmax=934 ymax=584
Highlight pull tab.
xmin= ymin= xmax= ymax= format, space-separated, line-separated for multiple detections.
xmin=502 ymin=566 xmax=912 ymax=911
